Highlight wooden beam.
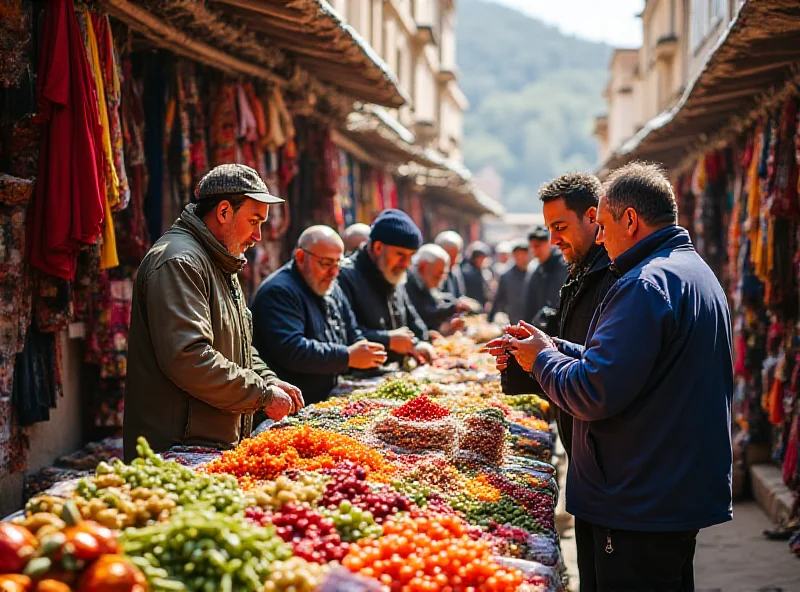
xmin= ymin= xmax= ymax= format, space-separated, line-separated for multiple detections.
xmin=102 ymin=0 xmax=287 ymax=86
xmin=212 ymin=0 xmax=308 ymax=25
xmin=247 ymin=22 xmax=342 ymax=51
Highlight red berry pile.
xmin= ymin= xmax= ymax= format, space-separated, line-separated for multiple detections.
xmin=319 ymin=462 xmax=411 ymax=522
xmin=245 ymin=503 xmax=350 ymax=563
xmin=390 ymin=394 xmax=450 ymax=421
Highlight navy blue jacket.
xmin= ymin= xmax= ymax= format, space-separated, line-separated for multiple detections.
xmin=461 ymin=261 xmax=490 ymax=306
xmin=251 ymin=262 xmax=363 ymax=405
xmin=338 ymin=247 xmax=429 ymax=364
xmin=405 ymin=269 xmax=457 ymax=330
xmin=533 ymin=226 xmax=733 ymax=531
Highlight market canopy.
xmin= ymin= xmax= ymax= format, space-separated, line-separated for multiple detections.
xmin=599 ymin=0 xmax=800 ymax=177
xmin=102 ymin=0 xmax=407 ymax=114
xmin=340 ymin=105 xmax=505 ymax=217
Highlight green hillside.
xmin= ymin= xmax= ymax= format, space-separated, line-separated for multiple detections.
xmin=457 ymin=0 xmax=613 ymax=213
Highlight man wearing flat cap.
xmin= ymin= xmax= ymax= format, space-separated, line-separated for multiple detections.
xmin=124 ymin=164 xmax=304 ymax=461
xmin=338 ymin=209 xmax=436 ymax=365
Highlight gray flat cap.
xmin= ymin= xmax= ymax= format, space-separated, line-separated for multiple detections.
xmin=195 ymin=164 xmax=284 ymax=204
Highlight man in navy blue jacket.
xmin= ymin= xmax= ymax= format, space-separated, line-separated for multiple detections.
xmin=252 ymin=226 xmax=387 ymax=406
xmin=490 ymin=163 xmax=733 ymax=591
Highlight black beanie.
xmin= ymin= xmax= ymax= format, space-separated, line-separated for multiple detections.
xmin=370 ymin=209 xmax=423 ymax=250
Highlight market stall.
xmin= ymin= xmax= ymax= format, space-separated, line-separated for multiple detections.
xmin=1 ymin=334 xmax=567 ymax=592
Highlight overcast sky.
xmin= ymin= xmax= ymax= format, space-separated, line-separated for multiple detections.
xmin=488 ymin=0 xmax=645 ymax=47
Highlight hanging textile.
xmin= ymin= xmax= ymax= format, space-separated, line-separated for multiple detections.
xmin=0 ymin=395 xmax=28 ymax=475
xmin=118 ymin=57 xmax=151 ymax=263
xmin=209 ymin=82 xmax=238 ymax=166
xmin=0 ymin=0 xmax=30 ymax=88
xmin=27 ymin=0 xmax=105 ymax=280
xmin=143 ymin=54 xmax=167 ymax=241
xmin=76 ymin=9 xmax=120 ymax=272
xmin=0 ymin=174 xmax=33 ymax=400
xmin=183 ymin=62 xmax=208 ymax=189
xmin=236 ymin=83 xmax=258 ymax=169
xmin=92 ymin=12 xmax=130 ymax=211
xmin=12 ymin=324 xmax=61 ymax=426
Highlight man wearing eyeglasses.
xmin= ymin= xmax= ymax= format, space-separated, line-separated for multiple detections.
xmin=251 ymin=226 xmax=387 ymax=406
xmin=339 ymin=210 xmax=436 ymax=365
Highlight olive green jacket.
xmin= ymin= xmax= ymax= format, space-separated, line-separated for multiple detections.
xmin=123 ymin=204 xmax=276 ymax=461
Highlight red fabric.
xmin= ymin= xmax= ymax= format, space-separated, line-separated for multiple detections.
xmin=733 ymin=333 xmax=748 ymax=378
xmin=28 ymin=0 xmax=105 ymax=279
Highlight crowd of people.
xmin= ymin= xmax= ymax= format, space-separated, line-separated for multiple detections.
xmin=122 ymin=161 xmax=734 ymax=591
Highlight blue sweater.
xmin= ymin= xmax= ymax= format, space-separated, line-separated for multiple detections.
xmin=251 ymin=263 xmax=363 ymax=405
xmin=533 ymin=226 xmax=733 ymax=531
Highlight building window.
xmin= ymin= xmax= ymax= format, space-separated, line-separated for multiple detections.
xmin=690 ymin=0 xmax=728 ymax=52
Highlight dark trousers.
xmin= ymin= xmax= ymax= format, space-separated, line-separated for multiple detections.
xmin=578 ymin=523 xmax=699 ymax=592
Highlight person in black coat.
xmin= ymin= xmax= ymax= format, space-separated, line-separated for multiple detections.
xmin=461 ymin=242 xmax=492 ymax=308
xmin=338 ymin=210 xmax=435 ymax=366
xmin=523 ymin=226 xmax=569 ymax=328
xmin=434 ymin=230 xmax=467 ymax=299
xmin=252 ymin=226 xmax=387 ymax=405
xmin=489 ymin=240 xmax=531 ymax=324
xmin=406 ymin=244 xmax=474 ymax=334
xmin=493 ymin=173 xmax=617 ymax=592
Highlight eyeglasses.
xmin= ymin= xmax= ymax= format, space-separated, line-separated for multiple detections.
xmin=300 ymin=248 xmax=343 ymax=270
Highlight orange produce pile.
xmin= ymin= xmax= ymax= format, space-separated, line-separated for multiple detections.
xmin=343 ymin=513 xmax=524 ymax=592
xmin=202 ymin=426 xmax=397 ymax=487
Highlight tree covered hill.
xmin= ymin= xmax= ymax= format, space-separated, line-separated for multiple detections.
xmin=457 ymin=0 xmax=613 ymax=212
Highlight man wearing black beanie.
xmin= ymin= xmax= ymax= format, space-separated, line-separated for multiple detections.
xmin=339 ymin=209 xmax=436 ymax=365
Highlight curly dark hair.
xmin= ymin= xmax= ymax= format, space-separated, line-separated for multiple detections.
xmin=538 ymin=173 xmax=602 ymax=218
xmin=603 ymin=162 xmax=677 ymax=226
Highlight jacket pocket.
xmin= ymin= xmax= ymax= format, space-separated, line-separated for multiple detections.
xmin=586 ymin=430 xmax=608 ymax=484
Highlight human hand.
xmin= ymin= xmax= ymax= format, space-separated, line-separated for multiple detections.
xmin=429 ymin=330 xmax=444 ymax=341
xmin=483 ymin=335 xmax=512 ymax=372
xmin=507 ymin=321 xmax=557 ymax=372
xmin=455 ymin=297 xmax=480 ymax=313
xmin=388 ymin=327 xmax=416 ymax=355
xmin=411 ymin=341 xmax=436 ymax=364
xmin=264 ymin=387 xmax=293 ymax=421
xmin=272 ymin=378 xmax=304 ymax=413
xmin=348 ymin=340 xmax=388 ymax=369
xmin=447 ymin=315 xmax=466 ymax=333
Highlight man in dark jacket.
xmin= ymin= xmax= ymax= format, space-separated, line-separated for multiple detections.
xmin=497 ymin=163 xmax=733 ymax=590
xmin=523 ymin=226 xmax=569 ymax=328
xmin=406 ymin=244 xmax=473 ymax=334
xmin=125 ymin=164 xmax=303 ymax=460
xmin=252 ymin=226 xmax=387 ymax=406
xmin=498 ymin=173 xmax=617 ymax=591
xmin=461 ymin=241 xmax=491 ymax=308
xmin=435 ymin=230 xmax=467 ymax=299
xmin=339 ymin=210 xmax=435 ymax=365
xmin=489 ymin=241 xmax=530 ymax=324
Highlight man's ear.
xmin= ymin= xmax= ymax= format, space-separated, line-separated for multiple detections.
xmin=585 ymin=206 xmax=598 ymax=224
xmin=216 ymin=200 xmax=232 ymax=224
xmin=625 ymin=208 xmax=638 ymax=236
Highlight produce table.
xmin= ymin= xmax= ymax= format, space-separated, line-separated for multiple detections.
xmin=2 ymin=332 xmax=566 ymax=592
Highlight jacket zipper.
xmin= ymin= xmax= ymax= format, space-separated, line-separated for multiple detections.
xmin=605 ymin=529 xmax=614 ymax=554
xmin=227 ymin=274 xmax=254 ymax=438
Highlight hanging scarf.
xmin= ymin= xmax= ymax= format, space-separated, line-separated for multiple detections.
xmin=28 ymin=0 xmax=105 ymax=280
